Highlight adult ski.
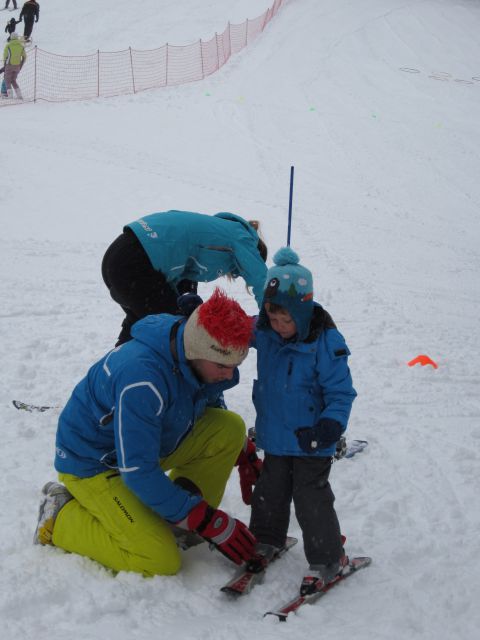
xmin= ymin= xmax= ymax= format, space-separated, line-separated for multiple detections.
xmin=264 ymin=556 xmax=371 ymax=621
xmin=12 ymin=400 xmax=59 ymax=412
xmin=221 ymin=536 xmax=298 ymax=596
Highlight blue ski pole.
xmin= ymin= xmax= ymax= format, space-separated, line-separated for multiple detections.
xmin=287 ymin=166 xmax=294 ymax=246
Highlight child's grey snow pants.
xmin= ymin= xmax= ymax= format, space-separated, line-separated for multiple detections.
xmin=250 ymin=453 xmax=344 ymax=566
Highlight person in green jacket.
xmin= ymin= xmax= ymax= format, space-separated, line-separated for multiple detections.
xmin=3 ymin=32 xmax=25 ymax=99
xmin=102 ymin=210 xmax=268 ymax=345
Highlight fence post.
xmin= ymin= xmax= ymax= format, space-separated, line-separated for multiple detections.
xmin=129 ymin=47 xmax=136 ymax=94
xmin=261 ymin=9 xmax=269 ymax=32
xmin=215 ymin=33 xmax=220 ymax=70
xmin=97 ymin=50 xmax=100 ymax=97
xmin=200 ymin=39 xmax=204 ymax=79
xmin=228 ymin=21 xmax=231 ymax=58
xmin=166 ymin=43 xmax=169 ymax=86
xmin=33 ymin=45 xmax=37 ymax=102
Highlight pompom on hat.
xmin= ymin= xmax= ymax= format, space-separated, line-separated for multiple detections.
xmin=259 ymin=247 xmax=314 ymax=340
xmin=183 ymin=288 xmax=253 ymax=366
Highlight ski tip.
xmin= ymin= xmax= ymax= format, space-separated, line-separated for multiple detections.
xmin=220 ymin=586 xmax=242 ymax=596
xmin=264 ymin=611 xmax=288 ymax=622
xmin=12 ymin=400 xmax=29 ymax=410
xmin=350 ymin=556 xmax=372 ymax=568
xmin=285 ymin=535 xmax=299 ymax=547
xmin=12 ymin=400 xmax=54 ymax=412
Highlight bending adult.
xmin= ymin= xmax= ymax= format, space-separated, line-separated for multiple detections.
xmin=102 ymin=210 xmax=268 ymax=345
xmin=34 ymin=289 xmax=257 ymax=576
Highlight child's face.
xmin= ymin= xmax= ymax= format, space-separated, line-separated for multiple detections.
xmin=265 ymin=304 xmax=297 ymax=339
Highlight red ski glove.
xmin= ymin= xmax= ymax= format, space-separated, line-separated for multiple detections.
xmin=176 ymin=500 xmax=256 ymax=565
xmin=235 ymin=437 xmax=263 ymax=505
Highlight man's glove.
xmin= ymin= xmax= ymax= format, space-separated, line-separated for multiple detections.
xmin=235 ymin=437 xmax=262 ymax=505
xmin=295 ymin=418 xmax=343 ymax=453
xmin=177 ymin=292 xmax=203 ymax=317
xmin=175 ymin=500 xmax=256 ymax=565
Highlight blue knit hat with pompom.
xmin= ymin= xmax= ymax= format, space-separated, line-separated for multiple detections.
xmin=259 ymin=247 xmax=314 ymax=340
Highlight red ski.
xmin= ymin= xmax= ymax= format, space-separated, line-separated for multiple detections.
xmin=220 ymin=536 xmax=298 ymax=596
xmin=264 ymin=556 xmax=371 ymax=621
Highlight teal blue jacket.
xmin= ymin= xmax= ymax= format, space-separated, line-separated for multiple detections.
xmin=126 ymin=210 xmax=267 ymax=307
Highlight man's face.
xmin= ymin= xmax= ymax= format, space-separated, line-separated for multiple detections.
xmin=190 ymin=359 xmax=237 ymax=383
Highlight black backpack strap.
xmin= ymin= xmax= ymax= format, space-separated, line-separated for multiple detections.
xmin=169 ymin=320 xmax=183 ymax=374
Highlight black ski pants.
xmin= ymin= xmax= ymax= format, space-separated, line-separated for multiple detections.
xmin=250 ymin=453 xmax=344 ymax=566
xmin=23 ymin=18 xmax=34 ymax=39
xmin=101 ymin=229 xmax=196 ymax=346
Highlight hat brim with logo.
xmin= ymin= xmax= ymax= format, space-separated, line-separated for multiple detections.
xmin=183 ymin=288 xmax=253 ymax=366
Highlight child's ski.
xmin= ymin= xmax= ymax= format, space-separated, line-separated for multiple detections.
xmin=264 ymin=556 xmax=371 ymax=621
xmin=344 ymin=439 xmax=369 ymax=458
xmin=220 ymin=536 xmax=298 ymax=596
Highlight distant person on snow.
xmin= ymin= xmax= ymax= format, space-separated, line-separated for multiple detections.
xmin=246 ymin=247 xmax=357 ymax=596
xmin=18 ymin=0 xmax=38 ymax=42
xmin=5 ymin=16 xmax=20 ymax=41
xmin=3 ymin=32 xmax=25 ymax=99
xmin=101 ymin=210 xmax=268 ymax=346
xmin=33 ymin=288 xmax=259 ymax=576
xmin=4 ymin=1 xmax=19 ymax=10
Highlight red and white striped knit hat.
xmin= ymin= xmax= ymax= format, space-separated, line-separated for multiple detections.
xmin=183 ymin=288 xmax=253 ymax=366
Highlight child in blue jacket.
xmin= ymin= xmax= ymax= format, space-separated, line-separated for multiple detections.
xmin=102 ymin=210 xmax=268 ymax=346
xmin=248 ymin=247 xmax=357 ymax=595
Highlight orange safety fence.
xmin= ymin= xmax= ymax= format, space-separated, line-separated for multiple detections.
xmin=1 ymin=0 xmax=284 ymax=107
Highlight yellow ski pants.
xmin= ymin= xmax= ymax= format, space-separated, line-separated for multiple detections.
xmin=53 ymin=408 xmax=245 ymax=576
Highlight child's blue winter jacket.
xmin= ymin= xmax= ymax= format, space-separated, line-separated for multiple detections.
xmin=55 ymin=313 xmax=239 ymax=522
xmin=126 ymin=210 xmax=267 ymax=307
xmin=252 ymin=305 xmax=356 ymax=457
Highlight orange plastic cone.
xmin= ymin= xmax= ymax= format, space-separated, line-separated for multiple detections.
xmin=407 ymin=355 xmax=438 ymax=369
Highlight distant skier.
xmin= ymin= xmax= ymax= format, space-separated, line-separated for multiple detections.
xmin=4 ymin=16 xmax=19 ymax=41
xmin=18 ymin=0 xmax=38 ymax=42
xmin=3 ymin=31 xmax=25 ymax=99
